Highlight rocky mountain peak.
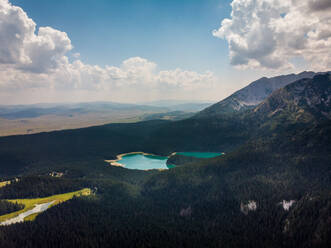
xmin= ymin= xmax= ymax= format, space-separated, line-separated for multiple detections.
xmin=196 ymin=71 xmax=320 ymax=118
xmin=253 ymin=73 xmax=331 ymax=122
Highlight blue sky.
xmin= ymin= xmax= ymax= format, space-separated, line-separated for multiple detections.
xmin=11 ymin=0 xmax=232 ymax=74
xmin=1 ymin=0 xmax=329 ymax=104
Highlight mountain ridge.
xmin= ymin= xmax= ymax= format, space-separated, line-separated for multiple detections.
xmin=196 ymin=71 xmax=326 ymax=117
xmin=253 ymin=73 xmax=331 ymax=123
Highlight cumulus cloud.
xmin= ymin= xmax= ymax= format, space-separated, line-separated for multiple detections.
xmin=0 ymin=0 xmax=72 ymax=73
xmin=0 ymin=0 xmax=216 ymax=102
xmin=308 ymin=0 xmax=331 ymax=12
xmin=213 ymin=0 xmax=331 ymax=70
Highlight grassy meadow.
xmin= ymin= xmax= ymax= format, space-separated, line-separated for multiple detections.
xmin=0 ymin=188 xmax=91 ymax=223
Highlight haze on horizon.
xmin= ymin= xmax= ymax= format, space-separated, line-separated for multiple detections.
xmin=0 ymin=0 xmax=330 ymax=105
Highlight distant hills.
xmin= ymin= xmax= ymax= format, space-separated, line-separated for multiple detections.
xmin=141 ymin=100 xmax=212 ymax=112
xmin=0 ymin=102 xmax=167 ymax=120
xmin=197 ymin=71 xmax=324 ymax=117
xmin=0 ymin=101 xmax=211 ymax=120
xmin=0 ymin=101 xmax=209 ymax=136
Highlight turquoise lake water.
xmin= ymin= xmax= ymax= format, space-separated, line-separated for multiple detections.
xmin=118 ymin=152 xmax=223 ymax=170
xmin=118 ymin=154 xmax=169 ymax=170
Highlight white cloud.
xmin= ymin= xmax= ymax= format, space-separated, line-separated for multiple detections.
xmin=0 ymin=0 xmax=217 ymax=103
xmin=308 ymin=0 xmax=331 ymax=12
xmin=214 ymin=0 xmax=331 ymax=71
xmin=47 ymin=57 xmax=215 ymax=93
xmin=0 ymin=0 xmax=72 ymax=73
xmin=72 ymin=52 xmax=80 ymax=58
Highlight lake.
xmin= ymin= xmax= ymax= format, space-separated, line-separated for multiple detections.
xmin=116 ymin=152 xmax=223 ymax=170
xmin=176 ymin=152 xmax=223 ymax=158
xmin=118 ymin=153 xmax=169 ymax=170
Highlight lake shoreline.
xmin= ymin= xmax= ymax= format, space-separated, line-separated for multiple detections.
xmin=105 ymin=151 xmax=223 ymax=169
xmin=105 ymin=152 xmax=175 ymax=168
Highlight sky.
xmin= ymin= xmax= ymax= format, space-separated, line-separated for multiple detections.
xmin=0 ymin=0 xmax=330 ymax=104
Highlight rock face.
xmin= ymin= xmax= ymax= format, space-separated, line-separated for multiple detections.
xmin=279 ymin=200 xmax=296 ymax=211
xmin=240 ymin=201 xmax=257 ymax=215
xmin=196 ymin=71 xmax=319 ymax=117
xmin=179 ymin=206 xmax=192 ymax=217
xmin=254 ymin=73 xmax=331 ymax=122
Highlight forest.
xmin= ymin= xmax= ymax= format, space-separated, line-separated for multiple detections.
xmin=0 ymin=75 xmax=329 ymax=247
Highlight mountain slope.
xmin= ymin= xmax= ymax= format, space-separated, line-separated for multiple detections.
xmin=138 ymin=73 xmax=331 ymax=247
xmin=197 ymin=71 xmax=319 ymax=117
xmin=254 ymin=74 xmax=331 ymax=122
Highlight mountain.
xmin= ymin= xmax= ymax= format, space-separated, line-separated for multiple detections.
xmin=0 ymin=73 xmax=330 ymax=247
xmin=145 ymin=73 xmax=331 ymax=154
xmin=0 ymin=73 xmax=329 ymax=175
xmin=1 ymin=73 xmax=329 ymax=172
xmin=197 ymin=71 xmax=319 ymax=117
xmin=254 ymin=74 xmax=331 ymax=122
